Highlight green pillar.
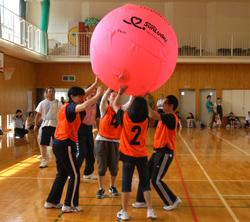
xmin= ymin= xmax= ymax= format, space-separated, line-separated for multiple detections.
xmin=39 ymin=0 xmax=50 ymax=54
xmin=19 ymin=0 xmax=26 ymax=45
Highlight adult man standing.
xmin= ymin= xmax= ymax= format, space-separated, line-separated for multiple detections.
xmin=206 ymin=95 xmax=214 ymax=128
xmin=35 ymin=87 xmax=62 ymax=168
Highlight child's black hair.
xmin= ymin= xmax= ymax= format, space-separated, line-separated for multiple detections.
xmin=68 ymin=87 xmax=85 ymax=102
xmin=15 ymin=109 xmax=22 ymax=114
xmin=166 ymin=95 xmax=178 ymax=111
xmin=127 ymin=96 xmax=148 ymax=122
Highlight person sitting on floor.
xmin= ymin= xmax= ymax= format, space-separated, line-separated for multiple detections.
xmin=13 ymin=109 xmax=28 ymax=138
xmin=245 ymin=111 xmax=250 ymax=128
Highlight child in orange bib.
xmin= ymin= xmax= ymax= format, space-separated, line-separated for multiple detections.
xmin=133 ymin=95 xmax=182 ymax=211
xmin=112 ymin=87 xmax=157 ymax=221
xmin=45 ymin=80 xmax=103 ymax=213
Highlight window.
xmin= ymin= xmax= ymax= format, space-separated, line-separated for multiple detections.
xmin=55 ymin=89 xmax=68 ymax=102
xmin=7 ymin=113 xmax=13 ymax=130
xmin=0 ymin=0 xmax=21 ymax=44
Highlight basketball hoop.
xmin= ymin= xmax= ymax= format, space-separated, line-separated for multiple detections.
xmin=3 ymin=67 xmax=15 ymax=80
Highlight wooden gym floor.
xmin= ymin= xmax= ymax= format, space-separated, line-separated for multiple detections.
xmin=0 ymin=128 xmax=249 ymax=222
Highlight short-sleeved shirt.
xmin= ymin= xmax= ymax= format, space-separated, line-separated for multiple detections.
xmin=35 ymin=99 xmax=62 ymax=127
xmin=13 ymin=117 xmax=25 ymax=129
xmin=206 ymin=100 xmax=213 ymax=113
xmin=66 ymin=103 xmax=86 ymax=123
xmin=82 ymin=103 xmax=100 ymax=125
xmin=160 ymin=113 xmax=176 ymax=130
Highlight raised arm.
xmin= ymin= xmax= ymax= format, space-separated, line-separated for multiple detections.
xmin=148 ymin=104 xmax=161 ymax=120
xmin=112 ymin=86 xmax=127 ymax=113
xmin=83 ymin=76 xmax=99 ymax=99
xmin=121 ymin=95 xmax=134 ymax=111
xmin=99 ymin=88 xmax=112 ymax=116
xmin=75 ymin=86 xmax=103 ymax=113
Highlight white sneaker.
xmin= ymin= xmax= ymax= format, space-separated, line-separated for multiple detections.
xmin=163 ymin=197 xmax=182 ymax=211
xmin=83 ymin=173 xmax=97 ymax=180
xmin=132 ymin=202 xmax=147 ymax=208
xmin=117 ymin=209 xmax=129 ymax=220
xmin=39 ymin=159 xmax=48 ymax=168
xmin=44 ymin=202 xmax=62 ymax=209
xmin=61 ymin=205 xmax=82 ymax=213
xmin=147 ymin=208 xmax=157 ymax=219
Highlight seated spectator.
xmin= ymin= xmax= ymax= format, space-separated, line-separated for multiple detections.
xmin=25 ymin=112 xmax=35 ymax=130
xmin=186 ymin=112 xmax=196 ymax=128
xmin=227 ymin=112 xmax=241 ymax=128
xmin=245 ymin=111 xmax=250 ymax=128
xmin=13 ymin=109 xmax=28 ymax=138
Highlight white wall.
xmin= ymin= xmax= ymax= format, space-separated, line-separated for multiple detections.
xmin=26 ymin=0 xmax=250 ymax=47
xmin=48 ymin=1 xmax=82 ymax=33
xmin=26 ymin=1 xmax=40 ymax=27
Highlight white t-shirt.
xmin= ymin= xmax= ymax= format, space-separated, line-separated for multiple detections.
xmin=246 ymin=114 xmax=250 ymax=121
xmin=13 ymin=117 xmax=24 ymax=129
xmin=35 ymin=99 xmax=62 ymax=127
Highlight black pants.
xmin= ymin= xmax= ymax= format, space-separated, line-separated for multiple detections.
xmin=121 ymin=156 xmax=150 ymax=193
xmin=77 ymin=124 xmax=95 ymax=176
xmin=14 ymin=128 xmax=28 ymax=138
xmin=136 ymin=148 xmax=177 ymax=206
xmin=47 ymin=139 xmax=80 ymax=207
xmin=245 ymin=121 xmax=250 ymax=128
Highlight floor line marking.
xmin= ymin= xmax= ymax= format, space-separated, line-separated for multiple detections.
xmin=179 ymin=134 xmax=240 ymax=222
xmin=175 ymin=157 xmax=200 ymax=222
xmin=209 ymin=131 xmax=250 ymax=156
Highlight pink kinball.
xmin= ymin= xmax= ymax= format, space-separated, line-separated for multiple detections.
xmin=90 ymin=4 xmax=178 ymax=96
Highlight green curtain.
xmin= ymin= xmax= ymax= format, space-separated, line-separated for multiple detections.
xmin=19 ymin=0 xmax=26 ymax=19
xmin=39 ymin=0 xmax=50 ymax=54
xmin=19 ymin=0 xmax=26 ymax=45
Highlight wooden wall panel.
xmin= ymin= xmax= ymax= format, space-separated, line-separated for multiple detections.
xmin=0 ymin=55 xmax=36 ymax=130
xmin=36 ymin=63 xmax=250 ymax=118
xmin=2 ymin=58 xmax=250 ymax=130
xmin=35 ymin=63 xmax=95 ymax=88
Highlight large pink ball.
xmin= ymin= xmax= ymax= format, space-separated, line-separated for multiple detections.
xmin=90 ymin=4 xmax=178 ymax=95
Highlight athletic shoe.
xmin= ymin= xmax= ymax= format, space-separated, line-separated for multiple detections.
xmin=163 ymin=197 xmax=182 ymax=211
xmin=117 ymin=209 xmax=129 ymax=220
xmin=109 ymin=186 xmax=119 ymax=197
xmin=96 ymin=188 xmax=105 ymax=199
xmin=132 ymin=202 xmax=147 ymax=208
xmin=83 ymin=173 xmax=98 ymax=180
xmin=147 ymin=208 xmax=157 ymax=219
xmin=44 ymin=202 xmax=62 ymax=209
xmin=61 ymin=205 xmax=82 ymax=213
xmin=39 ymin=159 xmax=48 ymax=168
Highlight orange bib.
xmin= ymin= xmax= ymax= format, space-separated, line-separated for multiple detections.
xmin=119 ymin=112 xmax=148 ymax=157
xmin=153 ymin=114 xmax=178 ymax=150
xmin=98 ymin=106 xmax=122 ymax=140
xmin=55 ymin=103 xmax=81 ymax=142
